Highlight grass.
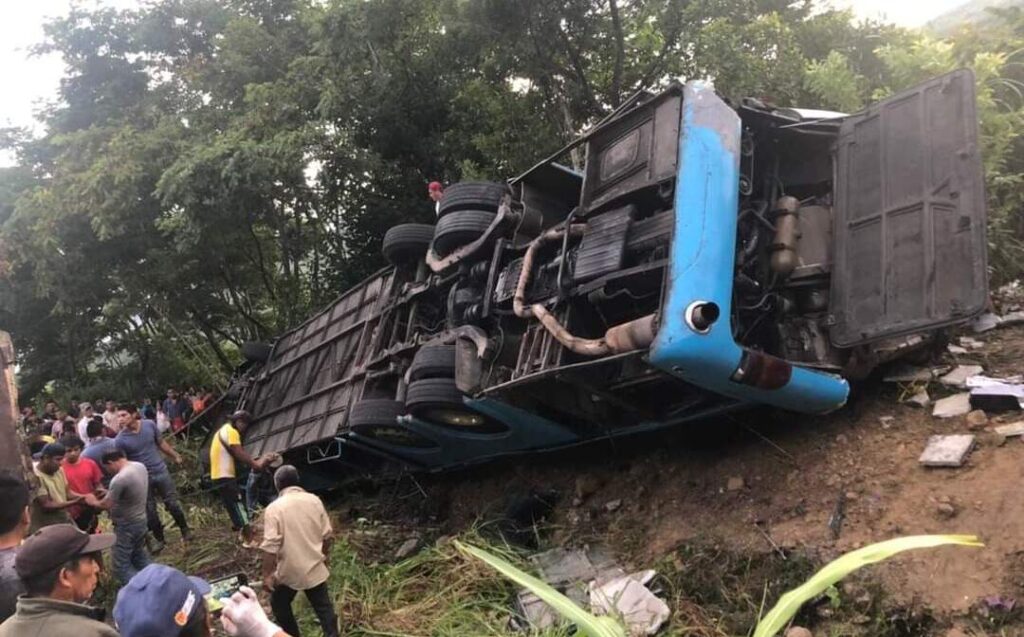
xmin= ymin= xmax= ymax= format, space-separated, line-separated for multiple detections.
xmin=92 ymin=432 xmax=1024 ymax=636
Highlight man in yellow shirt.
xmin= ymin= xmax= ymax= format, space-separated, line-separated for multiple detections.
xmin=260 ymin=465 xmax=338 ymax=637
xmin=209 ymin=411 xmax=266 ymax=546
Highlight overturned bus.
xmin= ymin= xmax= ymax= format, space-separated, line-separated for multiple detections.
xmin=227 ymin=70 xmax=988 ymax=474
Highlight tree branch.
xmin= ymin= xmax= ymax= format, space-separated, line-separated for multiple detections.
xmin=608 ymin=0 xmax=626 ymax=106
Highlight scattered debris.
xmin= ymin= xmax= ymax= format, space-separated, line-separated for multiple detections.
xmin=1002 ymin=310 xmax=1024 ymax=327
xmin=919 ymin=435 xmax=976 ymax=467
xmin=965 ymin=410 xmax=988 ymax=430
xmin=982 ymin=595 xmax=1017 ymax=612
xmin=971 ymin=313 xmax=1001 ymax=333
xmin=994 ymin=421 xmax=1024 ymax=437
xmin=515 ymin=546 xmax=669 ymax=635
xmin=967 ymin=374 xmax=1024 ymax=387
xmin=589 ymin=570 xmax=670 ymax=636
xmin=947 ymin=344 xmax=969 ymax=355
xmin=515 ymin=591 xmax=560 ymax=631
xmin=968 ymin=377 xmax=1024 ymax=411
xmin=879 ymin=415 xmax=895 ymax=429
xmin=932 ymin=393 xmax=972 ymax=418
xmin=979 ymin=431 xmax=1007 ymax=447
xmin=726 ymin=476 xmax=745 ymax=492
xmin=753 ymin=522 xmax=787 ymax=560
xmin=828 ymin=491 xmax=846 ymax=539
xmin=971 ymin=311 xmax=1024 ymax=333
xmin=884 ymin=365 xmax=942 ymax=383
xmin=903 ymin=389 xmax=931 ymax=408
xmin=959 ymin=336 xmax=985 ymax=350
xmin=939 ymin=365 xmax=985 ymax=388
xmin=936 ymin=502 xmax=958 ymax=519
xmin=604 ymin=499 xmax=622 ymax=513
xmin=394 ymin=538 xmax=420 ymax=560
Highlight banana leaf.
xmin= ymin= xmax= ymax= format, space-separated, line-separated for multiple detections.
xmin=455 ymin=540 xmax=627 ymax=637
xmin=753 ymin=534 xmax=984 ymax=637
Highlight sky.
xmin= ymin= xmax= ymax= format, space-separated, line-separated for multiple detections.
xmin=0 ymin=0 xmax=978 ymax=134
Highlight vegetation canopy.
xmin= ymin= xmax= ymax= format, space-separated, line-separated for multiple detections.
xmin=1 ymin=0 xmax=1022 ymax=400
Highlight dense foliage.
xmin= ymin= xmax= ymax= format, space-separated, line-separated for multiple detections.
xmin=1 ymin=0 xmax=1022 ymax=401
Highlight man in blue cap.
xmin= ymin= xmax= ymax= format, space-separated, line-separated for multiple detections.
xmin=114 ymin=564 xmax=213 ymax=637
xmin=114 ymin=564 xmax=293 ymax=637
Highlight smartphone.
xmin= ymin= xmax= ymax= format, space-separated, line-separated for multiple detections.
xmin=204 ymin=572 xmax=249 ymax=617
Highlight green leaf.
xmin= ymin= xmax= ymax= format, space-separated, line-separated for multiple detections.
xmin=454 ymin=540 xmax=627 ymax=637
xmin=753 ymin=535 xmax=984 ymax=637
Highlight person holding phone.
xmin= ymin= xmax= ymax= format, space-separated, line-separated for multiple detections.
xmin=114 ymin=564 xmax=294 ymax=637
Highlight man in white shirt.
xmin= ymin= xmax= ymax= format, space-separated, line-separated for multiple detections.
xmin=75 ymin=403 xmax=94 ymax=442
xmin=102 ymin=400 xmax=120 ymax=434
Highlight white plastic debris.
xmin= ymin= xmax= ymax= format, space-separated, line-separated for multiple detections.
xmin=932 ymin=392 xmax=972 ymax=418
xmin=589 ymin=570 xmax=670 ymax=636
xmin=939 ymin=365 xmax=985 ymax=388
xmin=966 ymin=374 xmax=1024 ymax=388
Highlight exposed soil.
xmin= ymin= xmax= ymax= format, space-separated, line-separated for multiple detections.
xmin=391 ymin=323 xmax=1024 ymax=626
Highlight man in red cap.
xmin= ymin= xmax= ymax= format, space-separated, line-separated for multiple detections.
xmin=428 ymin=181 xmax=443 ymax=216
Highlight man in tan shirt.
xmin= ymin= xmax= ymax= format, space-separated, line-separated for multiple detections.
xmin=259 ymin=465 xmax=338 ymax=637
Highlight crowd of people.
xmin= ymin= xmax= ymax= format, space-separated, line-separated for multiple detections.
xmin=3 ymin=395 xmax=340 ymax=637
xmin=20 ymin=388 xmax=215 ymax=444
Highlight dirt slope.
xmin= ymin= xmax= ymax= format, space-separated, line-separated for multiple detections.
xmin=425 ymin=324 xmax=1024 ymax=619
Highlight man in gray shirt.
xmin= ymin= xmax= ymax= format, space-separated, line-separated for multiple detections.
xmin=84 ymin=449 xmax=150 ymax=583
xmin=0 ymin=471 xmax=30 ymax=623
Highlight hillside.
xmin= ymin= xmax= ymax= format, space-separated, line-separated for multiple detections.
xmin=926 ymin=0 xmax=1024 ymax=34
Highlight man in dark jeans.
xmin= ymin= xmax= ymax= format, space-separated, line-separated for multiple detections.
xmin=85 ymin=449 xmax=151 ymax=583
xmin=260 ymin=465 xmax=338 ymax=637
xmin=114 ymin=404 xmax=190 ymax=552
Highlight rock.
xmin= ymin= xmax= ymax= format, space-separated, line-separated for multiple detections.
xmin=933 ymin=393 xmax=972 ymax=418
xmin=936 ymin=502 xmax=958 ymax=519
xmin=959 ymin=336 xmax=984 ymax=350
xmin=604 ymin=499 xmax=622 ymax=513
xmin=575 ymin=474 xmax=604 ymax=500
xmin=879 ymin=415 xmax=895 ymax=429
xmin=785 ymin=628 xmax=813 ymax=637
xmin=571 ymin=497 xmax=583 ymax=507
xmin=947 ymin=344 xmax=969 ymax=355
xmin=726 ymin=476 xmax=745 ymax=492
xmin=394 ymin=538 xmax=420 ymax=560
xmin=994 ymin=421 xmax=1024 ymax=437
xmin=919 ymin=434 xmax=976 ymax=467
xmin=904 ymin=390 xmax=931 ymax=408
xmin=845 ymin=491 xmax=859 ymax=501
xmin=980 ymin=431 xmax=1007 ymax=447
xmin=966 ymin=409 xmax=988 ymax=430
xmin=972 ymin=312 xmax=1001 ymax=333
xmin=835 ymin=433 xmax=849 ymax=444
xmin=940 ymin=365 xmax=985 ymax=388
xmin=1002 ymin=310 xmax=1024 ymax=326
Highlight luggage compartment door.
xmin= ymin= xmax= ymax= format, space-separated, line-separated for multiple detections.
xmin=830 ymin=69 xmax=988 ymax=347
